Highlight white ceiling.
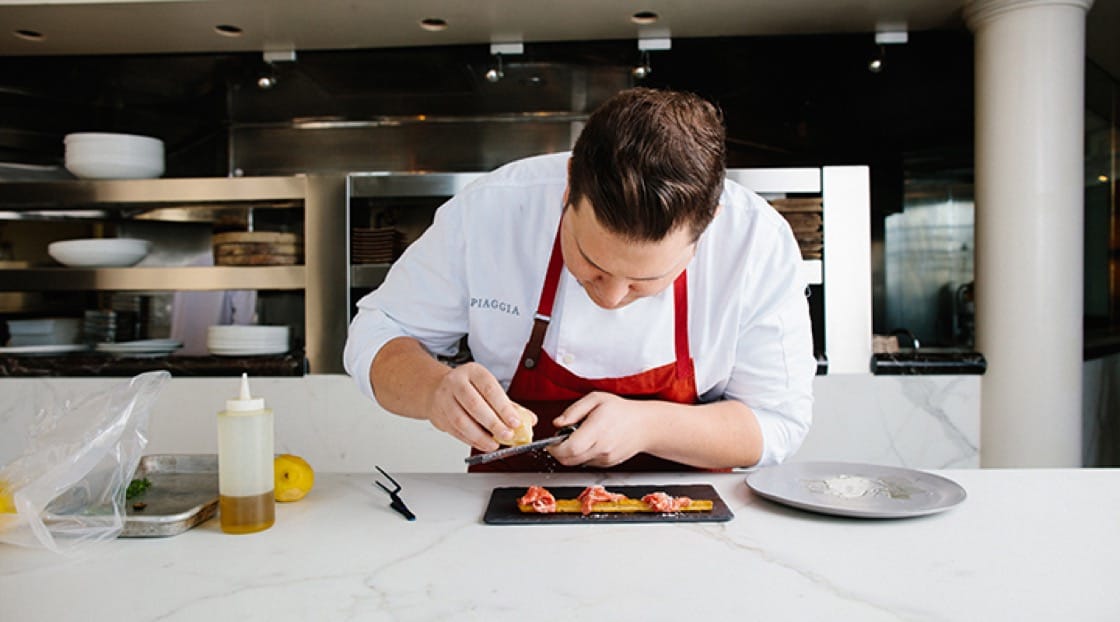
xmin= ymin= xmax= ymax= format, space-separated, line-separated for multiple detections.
xmin=0 ymin=0 xmax=1116 ymax=79
xmin=0 ymin=0 xmax=967 ymax=55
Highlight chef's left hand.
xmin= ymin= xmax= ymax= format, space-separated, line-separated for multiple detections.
xmin=548 ymin=392 xmax=649 ymax=468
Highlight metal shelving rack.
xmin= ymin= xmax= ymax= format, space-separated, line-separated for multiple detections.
xmin=0 ymin=174 xmax=351 ymax=373
xmin=0 ymin=165 xmax=869 ymax=376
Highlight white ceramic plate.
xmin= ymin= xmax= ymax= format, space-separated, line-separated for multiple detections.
xmin=95 ymin=339 xmax=181 ymax=357
xmin=207 ymin=326 xmax=288 ymax=337
xmin=745 ymin=461 xmax=966 ymax=519
xmin=208 ymin=345 xmax=289 ymax=356
xmin=0 ymin=344 xmax=88 ymax=356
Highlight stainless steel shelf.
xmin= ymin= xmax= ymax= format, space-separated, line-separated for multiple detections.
xmin=0 ymin=266 xmax=305 ymax=291
xmin=349 ymin=172 xmax=484 ymax=198
xmin=0 ymin=168 xmax=854 ymax=376
xmin=0 ymin=176 xmax=306 ymax=209
xmin=0 ymin=174 xmax=351 ymax=373
xmin=0 ymin=174 xmax=350 ymax=372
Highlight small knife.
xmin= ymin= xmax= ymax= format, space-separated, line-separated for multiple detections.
xmin=465 ymin=425 xmax=577 ymax=466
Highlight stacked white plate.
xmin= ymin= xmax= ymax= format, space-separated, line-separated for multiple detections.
xmin=95 ymin=339 xmax=182 ymax=358
xmin=7 ymin=318 xmax=81 ymax=346
xmin=0 ymin=344 xmax=87 ymax=356
xmin=207 ymin=325 xmax=289 ymax=356
xmin=64 ymin=132 xmax=164 ymax=179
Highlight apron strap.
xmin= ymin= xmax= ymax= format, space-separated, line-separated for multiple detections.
xmin=673 ymin=270 xmax=691 ymax=378
xmin=523 ymin=222 xmax=692 ymax=376
xmin=523 ymin=229 xmax=565 ymax=369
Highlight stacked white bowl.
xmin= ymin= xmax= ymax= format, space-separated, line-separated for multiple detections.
xmin=64 ymin=132 xmax=165 ymax=179
xmin=207 ymin=325 xmax=289 ymax=356
xmin=48 ymin=238 xmax=151 ymax=267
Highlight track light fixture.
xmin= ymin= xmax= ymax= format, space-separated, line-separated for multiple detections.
xmin=257 ymin=48 xmax=296 ymax=90
xmin=633 ymin=36 xmax=670 ymax=81
xmin=485 ymin=53 xmax=505 ymax=83
xmin=632 ymin=51 xmax=652 ymax=79
xmin=869 ymin=26 xmax=907 ymax=74
xmin=868 ymin=45 xmax=885 ymax=74
xmin=257 ymin=69 xmax=277 ymax=89
xmin=485 ymin=41 xmax=523 ymax=84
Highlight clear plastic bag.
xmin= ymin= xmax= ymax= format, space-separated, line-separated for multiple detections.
xmin=0 ymin=370 xmax=170 ymax=554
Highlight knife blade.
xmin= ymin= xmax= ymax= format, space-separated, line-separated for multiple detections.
xmin=465 ymin=425 xmax=577 ymax=466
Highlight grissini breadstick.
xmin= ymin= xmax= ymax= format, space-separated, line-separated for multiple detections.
xmin=518 ymin=498 xmax=714 ymax=514
xmin=517 ymin=485 xmax=712 ymax=515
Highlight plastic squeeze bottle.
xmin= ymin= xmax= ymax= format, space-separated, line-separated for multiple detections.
xmin=218 ymin=373 xmax=275 ymax=534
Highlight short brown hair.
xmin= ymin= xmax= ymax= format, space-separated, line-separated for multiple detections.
xmin=568 ymin=88 xmax=726 ymax=242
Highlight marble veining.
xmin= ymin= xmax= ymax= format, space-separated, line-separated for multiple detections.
xmin=2 ymin=471 xmax=1118 ymax=621
xmin=899 ymin=376 xmax=978 ymax=459
xmin=795 ymin=374 xmax=980 ymax=468
xmin=0 ymin=374 xmax=982 ymax=473
xmin=681 ymin=521 xmax=924 ymax=619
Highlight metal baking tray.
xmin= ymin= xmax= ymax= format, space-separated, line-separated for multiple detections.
xmin=120 ymin=454 xmax=219 ymax=538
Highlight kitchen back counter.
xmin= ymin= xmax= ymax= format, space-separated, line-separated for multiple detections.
xmin=0 ymin=373 xmax=981 ymax=474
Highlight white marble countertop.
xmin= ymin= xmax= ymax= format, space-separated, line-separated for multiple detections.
xmin=1 ymin=469 xmax=1117 ymax=621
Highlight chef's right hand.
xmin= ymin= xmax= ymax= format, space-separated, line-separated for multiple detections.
xmin=427 ymin=362 xmax=524 ymax=452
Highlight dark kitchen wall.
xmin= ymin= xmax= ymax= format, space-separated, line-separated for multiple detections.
xmin=0 ymin=33 xmax=975 ymax=335
xmin=0 ymin=32 xmax=974 ymax=187
xmin=640 ymin=33 xmax=975 ymax=230
xmin=0 ymin=53 xmax=233 ymax=177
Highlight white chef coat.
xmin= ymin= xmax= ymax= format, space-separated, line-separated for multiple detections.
xmin=344 ymin=152 xmax=816 ymax=466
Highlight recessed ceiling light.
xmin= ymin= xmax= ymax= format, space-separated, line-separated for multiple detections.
xmin=419 ymin=18 xmax=448 ymax=32
xmin=631 ymin=11 xmax=659 ymax=25
xmin=214 ymin=24 xmax=244 ymax=37
xmin=14 ymin=29 xmax=45 ymax=42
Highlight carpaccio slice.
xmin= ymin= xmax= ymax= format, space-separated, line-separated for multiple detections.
xmin=517 ymin=485 xmax=557 ymax=513
xmin=576 ymin=485 xmax=627 ymax=515
xmin=640 ymin=491 xmax=693 ymax=512
xmin=517 ymin=485 xmax=696 ymax=515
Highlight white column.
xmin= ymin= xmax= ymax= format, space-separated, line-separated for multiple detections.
xmin=821 ymin=166 xmax=872 ymax=375
xmin=965 ymin=0 xmax=1093 ymax=466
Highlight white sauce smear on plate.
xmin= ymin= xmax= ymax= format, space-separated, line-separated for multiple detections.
xmin=803 ymin=474 xmax=918 ymax=500
xmin=805 ymin=475 xmax=886 ymax=498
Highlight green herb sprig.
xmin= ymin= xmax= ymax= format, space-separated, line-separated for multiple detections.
xmin=126 ymin=477 xmax=152 ymax=500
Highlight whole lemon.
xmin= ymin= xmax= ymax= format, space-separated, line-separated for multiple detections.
xmin=274 ymin=454 xmax=314 ymax=502
xmin=0 ymin=484 xmax=14 ymax=514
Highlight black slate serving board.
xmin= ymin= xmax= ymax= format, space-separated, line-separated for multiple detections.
xmin=483 ymin=484 xmax=734 ymax=525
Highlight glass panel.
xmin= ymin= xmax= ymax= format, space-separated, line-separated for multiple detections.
xmin=885 ymin=181 xmax=974 ymax=348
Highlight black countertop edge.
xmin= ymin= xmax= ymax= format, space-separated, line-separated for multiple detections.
xmin=870 ymin=351 xmax=987 ymax=375
xmin=0 ymin=353 xmax=306 ymax=377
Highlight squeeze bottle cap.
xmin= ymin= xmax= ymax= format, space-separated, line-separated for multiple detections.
xmin=226 ymin=372 xmax=266 ymax=412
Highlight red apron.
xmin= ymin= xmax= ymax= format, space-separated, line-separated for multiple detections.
xmin=469 ymin=228 xmax=701 ymax=472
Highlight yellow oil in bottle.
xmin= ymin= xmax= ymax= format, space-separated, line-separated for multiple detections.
xmin=219 ymin=490 xmax=275 ymax=534
xmin=217 ymin=374 xmax=276 ymax=535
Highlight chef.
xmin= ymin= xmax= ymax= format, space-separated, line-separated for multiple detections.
xmin=344 ymin=88 xmax=815 ymax=471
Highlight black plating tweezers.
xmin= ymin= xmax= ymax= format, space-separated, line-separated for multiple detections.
xmin=374 ymin=465 xmax=416 ymax=521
